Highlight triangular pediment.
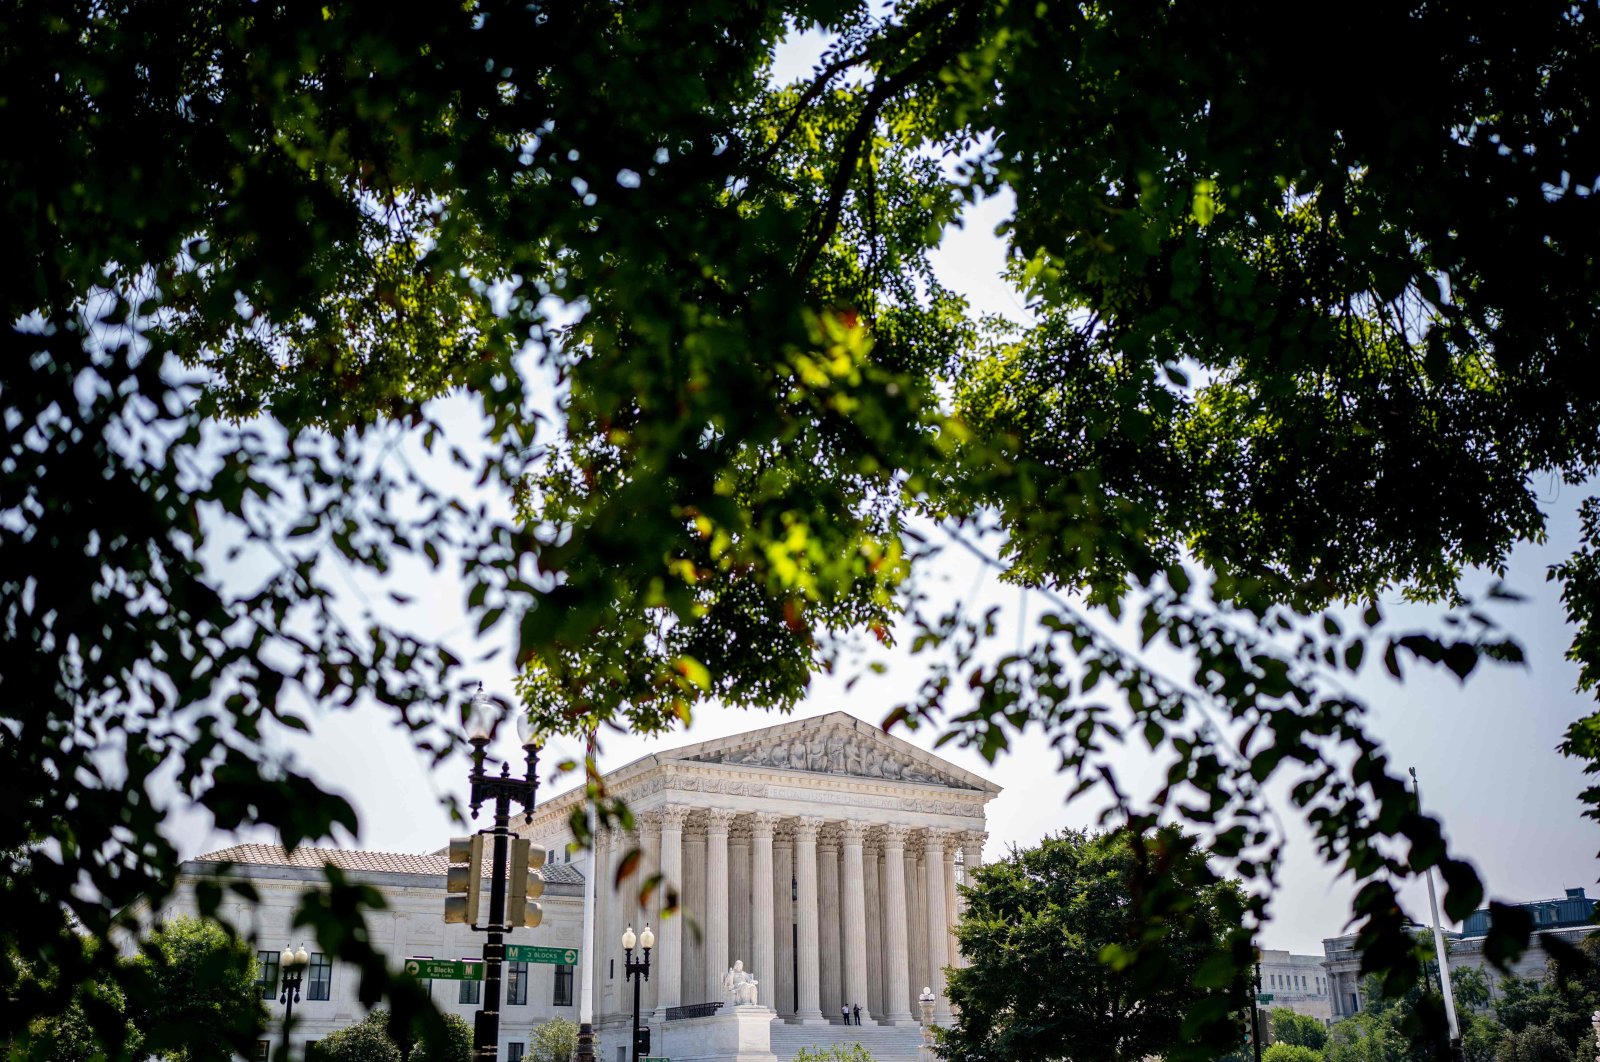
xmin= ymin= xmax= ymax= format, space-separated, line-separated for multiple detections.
xmin=666 ymin=712 xmax=998 ymax=794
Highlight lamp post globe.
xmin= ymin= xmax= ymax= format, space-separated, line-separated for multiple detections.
xmin=277 ymin=944 xmax=311 ymax=1061
xmin=467 ymin=685 xmax=498 ymax=745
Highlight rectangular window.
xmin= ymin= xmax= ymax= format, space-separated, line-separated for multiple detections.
xmin=507 ymin=1044 xmax=525 ymax=1062
xmin=507 ymin=962 xmax=528 ymax=1006
xmin=554 ymin=963 xmax=573 ymax=1007
xmin=255 ymin=1041 xmax=270 ymax=1062
xmin=459 ymin=976 xmax=481 ymax=1005
xmin=308 ymin=953 xmax=332 ymax=1001
xmin=257 ymin=951 xmax=280 ymax=1000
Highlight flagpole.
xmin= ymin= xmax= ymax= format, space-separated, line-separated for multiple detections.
xmin=1412 ymin=767 xmax=1461 ymax=1056
xmin=576 ymin=730 xmax=599 ymax=1062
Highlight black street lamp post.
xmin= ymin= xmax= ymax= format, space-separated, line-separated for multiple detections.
xmin=621 ymin=923 xmax=654 ymax=1062
xmin=277 ymin=945 xmax=310 ymax=1062
xmin=465 ymin=686 xmax=543 ymax=1062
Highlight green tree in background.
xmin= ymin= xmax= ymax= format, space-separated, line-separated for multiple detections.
xmin=14 ymin=939 xmax=144 ymax=1062
xmin=939 ymin=828 xmax=1248 ymax=1061
xmin=528 ymin=1017 xmax=579 ymax=1062
xmin=792 ymin=1045 xmax=876 ymax=1062
xmin=316 ymin=1012 xmax=402 ymax=1062
xmin=411 ymin=1011 xmax=471 ymax=1062
xmin=123 ymin=916 xmax=266 ymax=1062
xmin=4 ymin=0 xmax=1596 ymax=1052
xmin=1262 ymin=1044 xmax=1322 ymax=1062
xmin=318 ymin=1008 xmax=471 ymax=1062
xmin=1268 ymin=1008 xmax=1328 ymax=1052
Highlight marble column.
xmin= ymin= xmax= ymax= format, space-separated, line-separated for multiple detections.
xmin=839 ymin=822 xmax=871 ymax=1022
xmin=750 ymin=813 xmax=778 ymax=1004
xmin=656 ymin=805 xmax=687 ymax=1012
xmin=956 ymin=831 xmax=985 ymax=969
xmin=863 ymin=835 xmax=883 ymax=1021
xmin=792 ymin=816 xmax=825 ymax=1023
xmin=730 ymin=824 xmax=752 ymax=973
xmin=878 ymin=825 xmax=914 ymax=1024
xmin=817 ymin=828 xmax=842 ymax=1020
xmin=641 ymin=813 xmax=662 ymax=1012
xmin=943 ymin=841 xmax=958 ymax=977
xmin=704 ymin=808 xmax=735 ymax=1004
xmin=924 ymin=829 xmax=952 ymax=1021
xmin=593 ymin=828 xmax=615 ymax=1017
xmin=774 ymin=831 xmax=795 ymax=1018
xmin=684 ymin=826 xmax=706 ymax=1002
xmin=906 ymin=842 xmax=927 ymax=1014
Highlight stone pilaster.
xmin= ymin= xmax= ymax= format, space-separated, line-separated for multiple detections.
xmin=839 ymin=821 xmax=871 ymax=1023
xmin=704 ymin=808 xmax=736 ymax=1004
xmin=655 ymin=804 xmax=688 ymax=1012
xmin=878 ymin=824 xmax=914 ymax=1024
xmin=924 ymin=828 xmax=952 ymax=1022
xmin=792 ymin=816 xmax=826 ymax=1023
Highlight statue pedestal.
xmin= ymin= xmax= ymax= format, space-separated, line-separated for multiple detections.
xmin=659 ymin=1005 xmax=779 ymax=1062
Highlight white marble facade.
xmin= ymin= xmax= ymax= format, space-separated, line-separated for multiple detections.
xmin=522 ymin=711 xmax=999 ymax=1033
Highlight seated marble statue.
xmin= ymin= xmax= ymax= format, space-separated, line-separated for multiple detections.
xmin=722 ymin=960 xmax=759 ymax=1006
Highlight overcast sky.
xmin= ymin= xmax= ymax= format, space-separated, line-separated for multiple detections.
xmin=164 ymin=28 xmax=1600 ymax=961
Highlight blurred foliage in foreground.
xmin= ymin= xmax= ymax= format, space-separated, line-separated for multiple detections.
xmin=3 ymin=0 xmax=1596 ymax=1055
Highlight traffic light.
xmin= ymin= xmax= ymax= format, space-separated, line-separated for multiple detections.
xmin=444 ymin=834 xmax=485 ymax=925
xmin=508 ymin=839 xmax=547 ymax=928
xmin=633 ymin=1026 xmax=651 ymax=1056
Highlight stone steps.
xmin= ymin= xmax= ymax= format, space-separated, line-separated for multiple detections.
xmin=769 ymin=1021 xmax=927 ymax=1062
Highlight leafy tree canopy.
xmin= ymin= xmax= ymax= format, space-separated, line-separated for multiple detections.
xmin=123 ymin=916 xmax=267 ymax=1062
xmin=792 ymin=1044 xmax=877 ymax=1062
xmin=1262 ymin=1044 xmax=1322 ymax=1062
xmin=1269 ymin=1008 xmax=1328 ymax=1053
xmin=316 ymin=1012 xmax=403 ymax=1062
xmin=939 ymin=828 xmax=1249 ymax=1061
xmin=528 ymin=1017 xmax=579 ymax=1062
xmin=4 ymin=0 xmax=1596 ymax=1052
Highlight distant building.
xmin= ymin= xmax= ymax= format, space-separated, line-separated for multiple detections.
xmin=1322 ymin=888 xmax=1598 ymax=1020
xmin=1321 ymin=930 xmax=1374 ymax=1021
xmin=1256 ymin=949 xmax=1332 ymax=1023
xmin=1451 ymin=888 xmax=1597 ymax=988
xmin=140 ymin=712 xmax=995 ymax=1062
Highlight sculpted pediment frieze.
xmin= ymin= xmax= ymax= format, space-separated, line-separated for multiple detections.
xmin=684 ymin=727 xmax=978 ymax=791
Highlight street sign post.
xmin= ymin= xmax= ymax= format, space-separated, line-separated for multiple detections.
xmin=504 ymin=945 xmax=580 ymax=966
xmin=405 ymin=958 xmax=484 ymax=981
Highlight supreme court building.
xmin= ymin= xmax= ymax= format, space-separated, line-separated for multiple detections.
xmin=156 ymin=710 xmax=998 ymax=1060
xmin=521 ymin=711 xmax=1000 ymax=1033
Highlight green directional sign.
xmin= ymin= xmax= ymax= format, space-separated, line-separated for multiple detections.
xmin=404 ymin=958 xmax=483 ymax=981
xmin=1256 ymin=993 xmax=1274 ymax=1004
xmin=505 ymin=944 xmax=579 ymax=965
